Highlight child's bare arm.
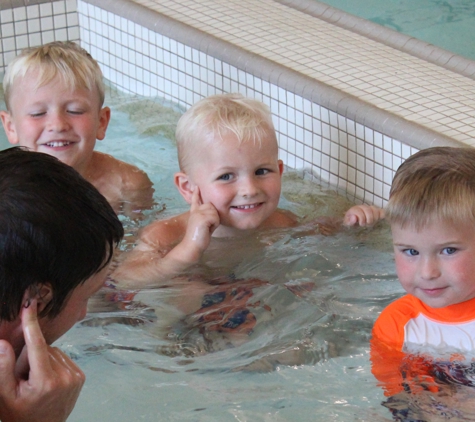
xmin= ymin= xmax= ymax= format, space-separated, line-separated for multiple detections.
xmin=112 ymin=188 xmax=219 ymax=288
xmin=343 ymin=205 xmax=385 ymax=227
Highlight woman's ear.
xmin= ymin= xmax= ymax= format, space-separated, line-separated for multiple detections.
xmin=25 ymin=284 xmax=53 ymax=315
xmin=278 ymin=159 xmax=284 ymax=176
xmin=174 ymin=172 xmax=194 ymax=204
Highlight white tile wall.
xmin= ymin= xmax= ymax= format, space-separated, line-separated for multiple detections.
xmin=78 ymin=0 xmax=425 ymax=207
xmin=2 ymin=0 xmax=439 ymax=207
xmin=0 ymin=0 xmax=79 ymax=69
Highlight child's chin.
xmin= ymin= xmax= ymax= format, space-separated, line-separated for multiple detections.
xmin=234 ymin=220 xmax=263 ymax=231
xmin=220 ymin=221 xmax=262 ymax=235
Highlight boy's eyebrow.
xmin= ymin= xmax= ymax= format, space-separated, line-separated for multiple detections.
xmin=393 ymin=239 xmax=463 ymax=247
xmin=392 ymin=242 xmax=412 ymax=247
xmin=212 ymin=161 xmax=277 ymax=171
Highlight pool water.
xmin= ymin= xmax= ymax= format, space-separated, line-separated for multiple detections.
xmin=318 ymin=0 xmax=475 ymax=61
xmin=1 ymin=87 xmax=405 ymax=420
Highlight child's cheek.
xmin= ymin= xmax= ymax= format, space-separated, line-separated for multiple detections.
xmin=394 ymin=255 xmax=414 ymax=291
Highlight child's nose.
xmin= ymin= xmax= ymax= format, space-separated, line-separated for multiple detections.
xmin=47 ymin=112 xmax=70 ymax=132
xmin=419 ymin=256 xmax=441 ymax=280
xmin=239 ymin=177 xmax=259 ymax=197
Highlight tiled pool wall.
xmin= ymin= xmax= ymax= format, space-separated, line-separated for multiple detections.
xmin=0 ymin=0 xmax=79 ymax=66
xmin=1 ymin=0 xmax=473 ymax=208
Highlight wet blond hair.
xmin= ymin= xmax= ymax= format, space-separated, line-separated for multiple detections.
xmin=3 ymin=41 xmax=105 ymax=111
xmin=387 ymin=146 xmax=475 ymax=229
xmin=175 ymin=93 xmax=277 ymax=172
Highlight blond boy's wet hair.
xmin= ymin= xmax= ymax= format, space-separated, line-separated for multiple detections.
xmin=387 ymin=146 xmax=475 ymax=229
xmin=3 ymin=41 xmax=105 ymax=111
xmin=175 ymin=93 xmax=277 ymax=172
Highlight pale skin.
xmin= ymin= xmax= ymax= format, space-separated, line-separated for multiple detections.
xmin=112 ymin=131 xmax=384 ymax=288
xmin=392 ymin=219 xmax=475 ymax=309
xmin=0 ymin=72 xmax=153 ymax=215
xmin=0 ymin=267 xmax=108 ymax=422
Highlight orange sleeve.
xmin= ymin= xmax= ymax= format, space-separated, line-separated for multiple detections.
xmin=370 ymin=296 xmax=438 ymax=396
xmin=372 ymin=297 xmax=411 ymax=350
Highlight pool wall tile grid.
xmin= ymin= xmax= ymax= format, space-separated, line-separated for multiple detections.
xmin=120 ymin=0 xmax=475 ymax=147
xmin=76 ymin=0 xmax=431 ymax=206
xmin=0 ymin=0 xmax=79 ymax=70
xmin=3 ymin=1 xmax=475 ymax=207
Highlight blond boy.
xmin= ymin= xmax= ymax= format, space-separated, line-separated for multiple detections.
xmin=371 ymin=146 xmax=475 ymax=398
xmin=113 ymin=93 xmax=383 ymax=287
xmin=0 ymin=41 xmax=153 ymax=214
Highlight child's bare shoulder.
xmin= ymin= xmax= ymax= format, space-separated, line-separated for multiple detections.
xmin=90 ymin=151 xmax=153 ymax=211
xmin=93 ymin=151 xmax=152 ymax=189
xmin=138 ymin=211 xmax=190 ymax=251
xmin=263 ymin=208 xmax=299 ymax=229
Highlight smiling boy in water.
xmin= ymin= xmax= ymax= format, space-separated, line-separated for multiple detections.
xmin=112 ymin=93 xmax=383 ymax=288
xmin=371 ymin=147 xmax=475 ymax=414
xmin=0 ymin=41 xmax=153 ymax=215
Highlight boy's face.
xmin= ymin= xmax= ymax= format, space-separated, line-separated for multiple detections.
xmin=0 ymin=71 xmax=110 ymax=174
xmin=391 ymin=219 xmax=475 ymax=308
xmin=187 ymin=131 xmax=283 ymax=235
xmin=38 ymin=265 xmax=109 ymax=345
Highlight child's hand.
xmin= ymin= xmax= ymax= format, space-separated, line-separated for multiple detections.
xmin=343 ymin=205 xmax=385 ymax=227
xmin=0 ymin=299 xmax=85 ymax=422
xmin=180 ymin=187 xmax=220 ymax=261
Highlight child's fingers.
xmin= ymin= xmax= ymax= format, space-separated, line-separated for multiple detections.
xmin=190 ymin=187 xmax=202 ymax=212
xmin=361 ymin=205 xmax=385 ymax=226
xmin=207 ymin=205 xmax=220 ymax=234
xmin=343 ymin=207 xmax=364 ymax=226
xmin=343 ymin=213 xmax=358 ymax=226
xmin=343 ymin=205 xmax=384 ymax=226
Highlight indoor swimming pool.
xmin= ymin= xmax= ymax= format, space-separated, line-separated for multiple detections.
xmin=6 ymin=88 xmax=475 ymax=421
xmin=318 ymin=0 xmax=475 ymax=61
xmin=2 ymin=0 xmax=475 ymax=418
xmin=0 ymin=89 xmax=404 ymax=420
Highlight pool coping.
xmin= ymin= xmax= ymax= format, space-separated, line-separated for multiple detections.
xmin=84 ymin=0 xmax=465 ymax=151
xmin=276 ymin=0 xmax=475 ymax=81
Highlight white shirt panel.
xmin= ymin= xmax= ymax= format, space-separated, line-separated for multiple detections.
xmin=405 ymin=314 xmax=475 ymax=352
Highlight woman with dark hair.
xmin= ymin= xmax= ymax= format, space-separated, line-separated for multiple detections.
xmin=0 ymin=147 xmax=124 ymax=422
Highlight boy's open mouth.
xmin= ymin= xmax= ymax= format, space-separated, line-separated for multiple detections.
xmin=45 ymin=141 xmax=72 ymax=147
xmin=232 ymin=203 xmax=263 ymax=210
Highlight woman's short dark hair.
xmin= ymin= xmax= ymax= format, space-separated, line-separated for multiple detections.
xmin=0 ymin=148 xmax=124 ymax=321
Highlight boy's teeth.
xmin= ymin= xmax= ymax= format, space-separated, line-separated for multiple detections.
xmin=235 ymin=204 xmax=257 ymax=209
xmin=46 ymin=141 xmax=70 ymax=147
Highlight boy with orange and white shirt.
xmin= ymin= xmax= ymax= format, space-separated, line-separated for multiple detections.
xmin=371 ymin=147 xmax=475 ymax=406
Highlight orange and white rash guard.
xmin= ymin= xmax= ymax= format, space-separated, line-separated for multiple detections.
xmin=373 ymin=294 xmax=475 ymax=353
xmin=371 ymin=294 xmax=475 ymax=395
